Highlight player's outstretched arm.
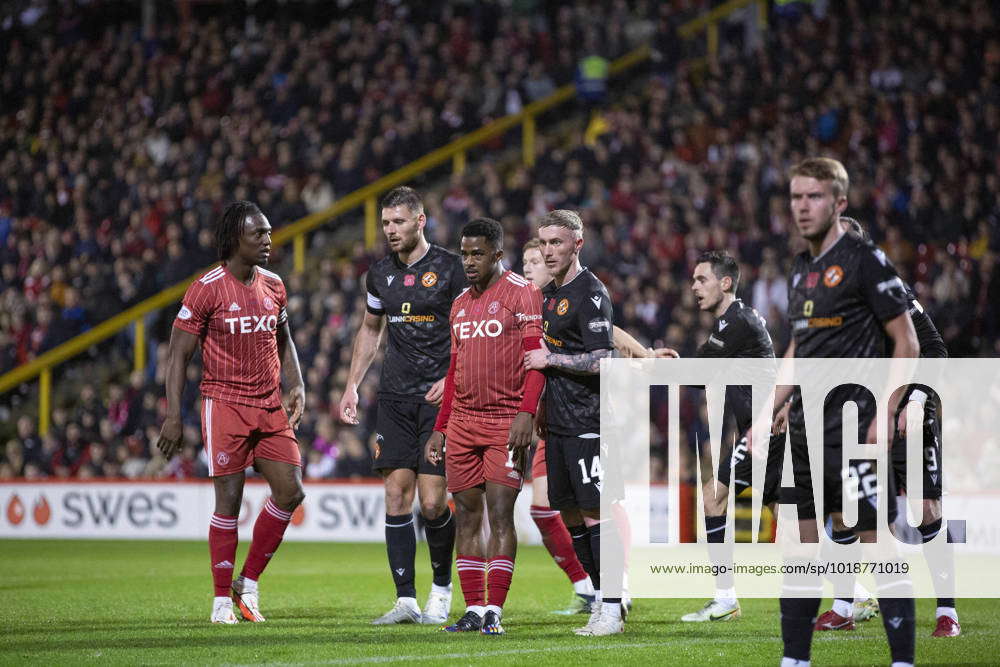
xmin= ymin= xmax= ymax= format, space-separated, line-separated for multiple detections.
xmin=277 ymin=320 xmax=306 ymax=429
xmin=611 ymin=325 xmax=649 ymax=358
xmin=524 ymin=347 xmax=613 ymax=375
xmin=339 ymin=311 xmax=386 ymax=425
xmin=157 ymin=327 xmax=199 ymax=459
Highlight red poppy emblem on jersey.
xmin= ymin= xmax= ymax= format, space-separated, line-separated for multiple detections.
xmin=547 ymin=299 xmax=555 ymax=311
xmin=404 ymin=274 xmax=416 ymax=287
xmin=217 ymin=452 xmax=230 ymax=466
xmin=805 ymin=272 xmax=820 ymax=289
xmin=823 ymin=265 xmax=844 ymax=288
xmin=421 ymin=271 xmax=438 ymax=287
xmin=264 ymin=297 xmax=274 ymax=310
xmin=556 ymin=299 xmax=570 ymax=316
xmin=488 ymin=300 xmax=500 ymax=314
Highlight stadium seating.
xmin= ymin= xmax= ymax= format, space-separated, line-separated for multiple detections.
xmin=1 ymin=0 xmax=998 ymax=482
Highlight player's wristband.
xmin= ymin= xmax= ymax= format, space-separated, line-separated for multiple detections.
xmin=908 ymin=389 xmax=928 ymax=406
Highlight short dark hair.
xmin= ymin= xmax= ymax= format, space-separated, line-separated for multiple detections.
xmin=461 ymin=217 xmax=504 ymax=251
xmin=216 ymin=200 xmax=263 ymax=260
xmin=380 ymin=186 xmax=423 ymax=214
xmin=697 ymin=251 xmax=739 ymax=293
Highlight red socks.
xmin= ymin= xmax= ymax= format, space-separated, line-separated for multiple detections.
xmin=531 ymin=505 xmax=588 ymax=583
xmin=241 ymin=498 xmax=292 ymax=582
xmin=456 ymin=555 xmax=486 ymax=608
xmin=487 ymin=556 xmax=515 ymax=608
xmin=209 ymin=513 xmax=238 ymax=596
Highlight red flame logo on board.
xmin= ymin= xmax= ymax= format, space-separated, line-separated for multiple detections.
xmin=291 ymin=504 xmax=305 ymax=526
xmin=33 ymin=497 xmax=51 ymax=525
xmin=7 ymin=494 xmax=24 ymax=525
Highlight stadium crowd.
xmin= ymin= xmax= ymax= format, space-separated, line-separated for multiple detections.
xmin=2 ymin=0 xmax=1000 ymax=481
xmin=0 ymin=0 xmax=645 ymax=373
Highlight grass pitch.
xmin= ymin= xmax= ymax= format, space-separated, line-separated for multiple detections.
xmin=0 ymin=540 xmax=992 ymax=665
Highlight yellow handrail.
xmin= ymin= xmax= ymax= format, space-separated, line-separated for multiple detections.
xmin=1 ymin=2 xmax=764 ymax=434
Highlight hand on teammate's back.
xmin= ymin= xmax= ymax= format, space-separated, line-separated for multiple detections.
xmin=424 ymin=431 xmax=444 ymax=466
xmin=284 ymin=385 xmax=305 ymax=429
xmin=652 ymin=347 xmax=680 ymax=358
xmin=338 ymin=387 xmax=360 ymax=425
xmin=424 ymin=377 xmax=446 ymax=406
xmin=156 ymin=416 xmax=183 ymax=459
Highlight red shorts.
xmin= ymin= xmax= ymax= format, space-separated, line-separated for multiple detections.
xmin=531 ymin=438 xmax=548 ymax=480
xmin=445 ymin=418 xmax=524 ymax=494
xmin=201 ymin=397 xmax=301 ymax=477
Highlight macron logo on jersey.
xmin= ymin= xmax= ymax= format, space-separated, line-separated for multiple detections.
xmin=224 ymin=315 xmax=278 ymax=334
xmin=590 ymin=295 xmax=602 ymax=309
xmin=387 ymin=275 xmax=395 ymax=286
xmin=453 ymin=319 xmax=503 ymax=339
xmin=718 ymin=320 xmax=728 ymax=331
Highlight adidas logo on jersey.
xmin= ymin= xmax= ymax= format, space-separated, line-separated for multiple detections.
xmin=214 ymin=560 xmax=234 ymax=569
xmin=456 ymin=308 xmax=466 ymax=317
xmin=229 ymin=302 xmax=241 ymax=312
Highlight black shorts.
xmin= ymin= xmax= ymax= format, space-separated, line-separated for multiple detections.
xmin=717 ymin=433 xmax=784 ymax=506
xmin=545 ymin=432 xmax=623 ymax=511
xmin=372 ymin=398 xmax=444 ymax=476
xmin=891 ymin=412 xmax=943 ymax=500
xmin=779 ymin=427 xmax=898 ymax=531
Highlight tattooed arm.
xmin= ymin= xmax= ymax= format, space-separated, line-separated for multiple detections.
xmin=524 ymin=346 xmax=614 ymax=375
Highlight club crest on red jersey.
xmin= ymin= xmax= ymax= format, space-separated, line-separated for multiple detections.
xmin=488 ymin=300 xmax=500 ymax=315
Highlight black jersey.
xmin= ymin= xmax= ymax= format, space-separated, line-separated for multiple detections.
xmin=904 ymin=284 xmax=947 ymax=359
xmin=899 ymin=282 xmax=947 ymax=416
xmin=541 ymin=268 xmax=614 ymax=436
xmin=787 ymin=231 xmax=909 ymax=437
xmin=365 ymin=244 xmax=466 ymax=402
xmin=696 ymin=299 xmax=774 ymax=360
xmin=696 ymin=298 xmax=775 ymax=435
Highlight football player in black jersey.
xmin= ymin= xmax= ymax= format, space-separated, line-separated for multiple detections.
xmin=523 ymin=209 xmax=625 ymax=636
xmin=338 ymin=187 xmax=465 ymax=625
xmin=814 ymin=217 xmax=960 ymax=638
xmin=681 ymin=251 xmax=781 ymax=623
xmin=774 ymin=158 xmax=920 ymax=667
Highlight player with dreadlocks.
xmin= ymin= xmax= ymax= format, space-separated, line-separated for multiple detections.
xmin=157 ymin=200 xmax=307 ymax=624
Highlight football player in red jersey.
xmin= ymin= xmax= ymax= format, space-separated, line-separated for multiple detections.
xmin=157 ymin=201 xmax=306 ymax=625
xmin=424 ymin=218 xmax=545 ymax=635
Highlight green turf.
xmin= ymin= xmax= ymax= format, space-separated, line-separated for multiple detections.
xmin=0 ymin=540 xmax=990 ymax=665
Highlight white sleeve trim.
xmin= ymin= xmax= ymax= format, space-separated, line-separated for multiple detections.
xmin=366 ymin=292 xmax=383 ymax=310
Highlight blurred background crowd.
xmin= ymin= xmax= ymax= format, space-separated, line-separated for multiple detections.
xmin=1 ymin=0 xmax=998 ymax=482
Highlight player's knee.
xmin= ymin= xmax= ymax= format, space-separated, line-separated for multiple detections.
xmin=419 ymin=499 xmax=446 ymax=520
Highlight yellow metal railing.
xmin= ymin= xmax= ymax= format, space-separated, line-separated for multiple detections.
xmin=0 ymin=1 xmax=765 ymax=434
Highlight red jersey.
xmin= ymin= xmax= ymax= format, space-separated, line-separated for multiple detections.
xmin=449 ymin=270 xmax=543 ymax=423
xmin=173 ymin=264 xmax=287 ymax=408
